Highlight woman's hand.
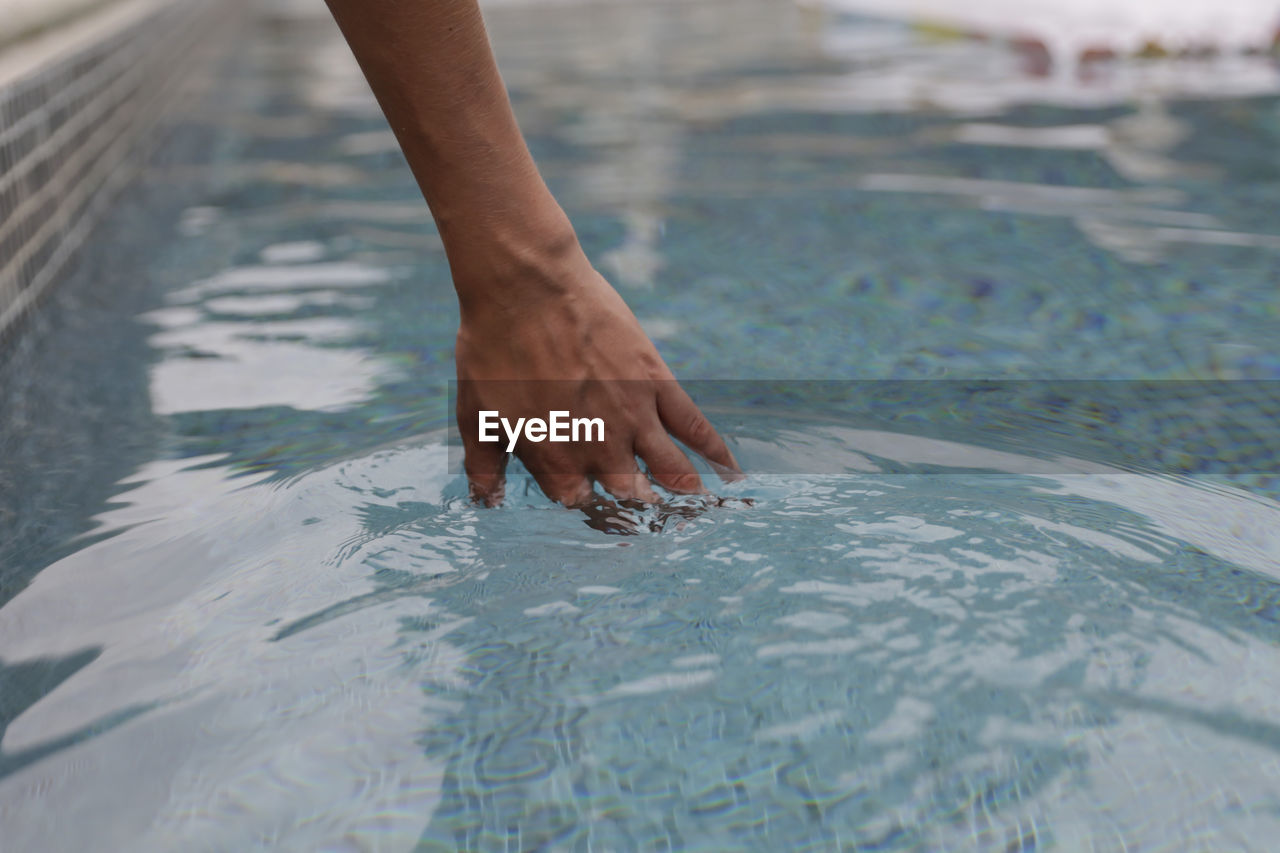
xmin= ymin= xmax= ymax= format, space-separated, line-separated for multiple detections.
xmin=455 ymin=251 xmax=739 ymax=506
xmin=326 ymin=0 xmax=737 ymax=506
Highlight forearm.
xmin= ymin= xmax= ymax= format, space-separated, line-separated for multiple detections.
xmin=327 ymin=0 xmax=740 ymax=505
xmin=324 ymin=0 xmax=581 ymax=316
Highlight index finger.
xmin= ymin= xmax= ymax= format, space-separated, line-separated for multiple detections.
xmin=656 ymin=383 xmax=742 ymax=481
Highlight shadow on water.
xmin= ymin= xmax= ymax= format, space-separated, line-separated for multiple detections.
xmin=0 ymin=648 xmax=155 ymax=780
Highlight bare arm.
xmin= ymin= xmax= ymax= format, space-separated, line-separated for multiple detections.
xmin=325 ymin=0 xmax=739 ymax=506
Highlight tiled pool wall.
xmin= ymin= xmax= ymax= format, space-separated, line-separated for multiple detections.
xmin=0 ymin=0 xmax=236 ymax=345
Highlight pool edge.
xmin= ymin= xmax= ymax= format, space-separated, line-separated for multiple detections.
xmin=0 ymin=0 xmax=243 ymax=350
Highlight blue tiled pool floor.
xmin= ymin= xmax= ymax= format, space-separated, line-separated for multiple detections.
xmin=2 ymin=1 xmax=1280 ymax=848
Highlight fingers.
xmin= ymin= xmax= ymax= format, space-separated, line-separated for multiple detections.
xmin=595 ymin=463 xmax=661 ymax=504
xmin=529 ymin=446 xmax=647 ymax=506
xmin=530 ymin=471 xmax=595 ymax=507
xmin=505 ymin=442 xmax=592 ymax=506
xmin=461 ymin=433 xmax=508 ymax=507
xmin=465 ymin=443 xmax=594 ymax=508
xmin=459 ymin=382 xmax=739 ymax=509
xmin=634 ymin=427 xmax=704 ymax=494
xmin=457 ymin=399 xmax=508 ymax=506
xmin=656 ymin=384 xmax=742 ymax=480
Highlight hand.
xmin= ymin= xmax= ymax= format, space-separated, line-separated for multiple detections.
xmin=324 ymin=0 xmax=738 ymax=508
xmin=455 ymin=252 xmax=740 ymax=507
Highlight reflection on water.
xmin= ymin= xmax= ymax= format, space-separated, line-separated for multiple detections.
xmin=143 ymin=258 xmax=399 ymax=414
xmin=8 ymin=427 xmax=1280 ymax=848
xmin=2 ymin=0 xmax=1280 ymax=848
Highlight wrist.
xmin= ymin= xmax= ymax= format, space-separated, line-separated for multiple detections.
xmin=445 ymin=202 xmax=594 ymax=323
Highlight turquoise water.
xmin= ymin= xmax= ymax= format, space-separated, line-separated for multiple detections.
xmin=3 ymin=0 xmax=1280 ymax=848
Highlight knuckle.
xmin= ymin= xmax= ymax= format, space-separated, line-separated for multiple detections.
xmin=684 ymin=412 xmax=715 ymax=445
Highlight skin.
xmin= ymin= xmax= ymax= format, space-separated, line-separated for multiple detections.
xmin=325 ymin=0 xmax=740 ymax=507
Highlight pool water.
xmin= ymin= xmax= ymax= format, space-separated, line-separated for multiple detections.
xmin=3 ymin=0 xmax=1280 ymax=848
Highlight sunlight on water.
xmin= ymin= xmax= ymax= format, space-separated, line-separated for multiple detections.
xmin=142 ymin=258 xmax=402 ymax=414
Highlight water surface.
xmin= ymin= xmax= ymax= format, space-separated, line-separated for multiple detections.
xmin=2 ymin=0 xmax=1280 ymax=848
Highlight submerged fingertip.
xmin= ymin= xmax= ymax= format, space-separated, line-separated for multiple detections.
xmin=469 ymin=485 xmax=504 ymax=508
xmin=657 ymin=472 xmax=705 ymax=495
xmin=714 ymin=465 xmax=745 ymax=484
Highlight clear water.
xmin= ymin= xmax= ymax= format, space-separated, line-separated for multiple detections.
xmin=3 ymin=0 xmax=1280 ymax=848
